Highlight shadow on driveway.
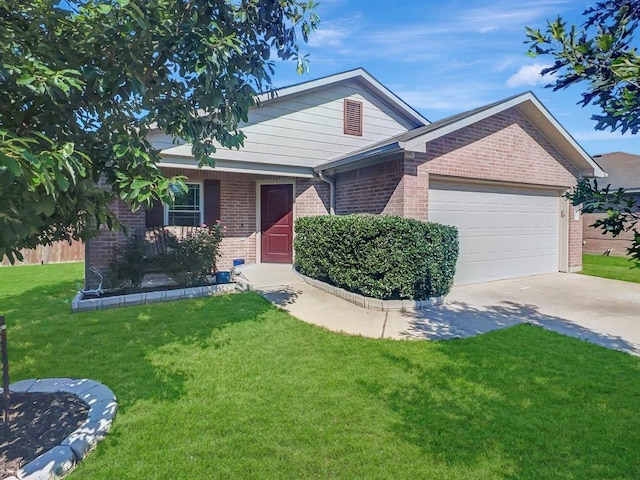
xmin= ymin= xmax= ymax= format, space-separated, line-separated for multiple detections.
xmin=399 ymin=299 xmax=640 ymax=356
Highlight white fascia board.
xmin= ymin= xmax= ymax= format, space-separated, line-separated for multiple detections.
xmin=404 ymin=94 xmax=534 ymax=151
xmin=314 ymin=142 xmax=404 ymax=173
xmin=404 ymin=92 xmax=606 ymax=178
xmin=257 ymin=68 xmax=430 ymax=127
xmin=158 ymin=156 xmax=315 ymax=178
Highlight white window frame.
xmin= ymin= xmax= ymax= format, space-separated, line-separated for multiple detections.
xmin=164 ymin=181 xmax=204 ymax=226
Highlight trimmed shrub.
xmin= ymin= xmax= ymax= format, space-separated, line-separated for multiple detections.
xmin=294 ymin=215 xmax=458 ymax=300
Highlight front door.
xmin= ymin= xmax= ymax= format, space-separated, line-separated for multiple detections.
xmin=260 ymin=184 xmax=293 ymax=263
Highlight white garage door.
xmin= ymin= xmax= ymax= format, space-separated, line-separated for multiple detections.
xmin=428 ymin=181 xmax=561 ymax=284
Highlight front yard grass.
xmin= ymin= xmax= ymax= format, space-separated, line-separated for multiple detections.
xmin=2 ymin=263 xmax=639 ymax=479
xmin=582 ymin=253 xmax=640 ymax=283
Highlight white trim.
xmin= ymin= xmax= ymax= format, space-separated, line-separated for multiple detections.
xmin=255 ymin=180 xmax=296 ymax=264
xmin=559 ymin=195 xmax=570 ymax=273
xmin=158 ymin=157 xmax=316 ymax=178
xmin=164 ymin=181 xmax=204 ymax=226
xmin=427 ymin=174 xmax=570 ymax=192
xmin=149 ymin=69 xmax=429 ymax=134
xmin=256 ymin=68 xmax=429 ymax=127
xmin=403 ymin=93 xmax=605 ymax=178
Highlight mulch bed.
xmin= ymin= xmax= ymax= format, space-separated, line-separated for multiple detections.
xmin=0 ymin=392 xmax=89 ymax=478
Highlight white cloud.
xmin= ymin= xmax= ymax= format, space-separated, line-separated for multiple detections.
xmin=506 ymin=63 xmax=555 ymax=87
xmin=457 ymin=1 xmax=570 ymax=33
xmin=572 ymin=130 xmax=639 ymax=141
xmin=396 ymin=85 xmax=500 ymax=112
xmin=308 ymin=26 xmax=348 ymax=48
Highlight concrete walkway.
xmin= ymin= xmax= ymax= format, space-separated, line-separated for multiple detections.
xmin=239 ymin=264 xmax=640 ymax=356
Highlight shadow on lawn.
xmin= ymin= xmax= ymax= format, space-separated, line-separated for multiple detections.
xmin=252 ymin=286 xmax=302 ymax=308
xmin=1 ymin=281 xmax=274 ymax=413
xmin=360 ymin=325 xmax=640 ymax=477
xmin=400 ymin=300 xmax=640 ymax=356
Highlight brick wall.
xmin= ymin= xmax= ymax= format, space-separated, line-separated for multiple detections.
xmin=414 ymin=107 xmax=583 ymax=270
xmin=583 ymin=212 xmax=635 ymax=257
xmin=85 ymin=169 xmax=329 ymax=284
xmin=330 ymin=107 xmax=584 ymax=270
xmin=85 ymin=197 xmax=146 ymax=288
xmin=295 ymin=179 xmax=330 ymax=217
xmin=418 ymin=108 xmax=579 ymax=187
xmin=335 ymin=155 xmax=405 ymax=216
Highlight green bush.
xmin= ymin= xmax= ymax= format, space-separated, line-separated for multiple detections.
xmin=294 ymin=215 xmax=458 ymax=300
xmin=107 ymin=224 xmax=225 ymax=291
xmin=107 ymin=235 xmax=149 ymax=290
xmin=157 ymin=224 xmax=225 ymax=286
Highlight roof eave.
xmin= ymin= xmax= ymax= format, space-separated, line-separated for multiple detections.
xmin=315 ymin=142 xmax=405 ymax=174
xmin=158 ymin=156 xmax=316 ymax=178
xmin=257 ymin=68 xmax=430 ymax=128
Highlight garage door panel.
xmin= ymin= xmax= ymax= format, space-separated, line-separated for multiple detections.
xmin=429 ymin=182 xmax=560 ymax=284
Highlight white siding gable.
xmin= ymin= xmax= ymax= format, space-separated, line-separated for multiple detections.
xmin=158 ymin=80 xmax=417 ymax=169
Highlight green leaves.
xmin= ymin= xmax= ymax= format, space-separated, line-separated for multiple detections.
xmin=567 ymin=179 xmax=640 ymax=267
xmin=295 ymin=215 xmax=459 ymax=300
xmin=526 ymin=0 xmax=640 ymax=134
xmin=0 ymin=0 xmax=318 ymax=262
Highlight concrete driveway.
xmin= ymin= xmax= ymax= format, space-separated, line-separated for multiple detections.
xmin=241 ymin=265 xmax=640 ymax=356
xmin=384 ymin=274 xmax=640 ymax=356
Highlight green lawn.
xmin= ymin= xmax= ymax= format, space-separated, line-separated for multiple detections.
xmin=2 ymin=263 xmax=639 ymax=479
xmin=581 ymin=254 xmax=640 ymax=283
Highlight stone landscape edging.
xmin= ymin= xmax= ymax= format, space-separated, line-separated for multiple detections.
xmin=294 ymin=271 xmax=444 ymax=310
xmin=71 ymin=282 xmax=251 ymax=312
xmin=2 ymin=378 xmax=117 ymax=480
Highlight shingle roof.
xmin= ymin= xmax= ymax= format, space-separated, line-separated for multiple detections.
xmin=592 ymin=152 xmax=640 ymax=191
xmin=317 ymin=94 xmax=524 ymax=164
xmin=316 ymin=92 xmax=604 ymax=179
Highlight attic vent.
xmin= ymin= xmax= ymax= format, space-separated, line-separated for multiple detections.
xmin=344 ymin=99 xmax=363 ymax=136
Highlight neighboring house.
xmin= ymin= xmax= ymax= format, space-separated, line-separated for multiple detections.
xmin=86 ymin=68 xmax=605 ymax=286
xmin=583 ymin=152 xmax=640 ymax=256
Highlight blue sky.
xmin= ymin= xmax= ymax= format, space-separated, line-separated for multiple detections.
xmin=271 ymin=0 xmax=640 ymax=156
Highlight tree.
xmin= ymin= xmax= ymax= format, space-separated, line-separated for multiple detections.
xmin=526 ymin=0 xmax=640 ymax=265
xmin=0 ymin=0 xmax=319 ymax=263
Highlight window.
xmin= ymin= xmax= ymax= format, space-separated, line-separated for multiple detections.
xmin=167 ymin=182 xmax=203 ymax=226
xmin=344 ymin=99 xmax=363 ymax=136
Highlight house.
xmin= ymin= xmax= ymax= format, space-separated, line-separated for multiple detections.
xmin=583 ymin=152 xmax=640 ymax=256
xmin=86 ymin=68 xmax=605 ymax=286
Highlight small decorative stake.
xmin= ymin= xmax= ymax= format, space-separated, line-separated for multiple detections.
xmin=1 ymin=315 xmax=9 ymax=429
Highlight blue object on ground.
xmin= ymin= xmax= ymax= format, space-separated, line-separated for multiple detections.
xmin=216 ymin=271 xmax=231 ymax=284
xmin=233 ymin=259 xmax=245 ymax=267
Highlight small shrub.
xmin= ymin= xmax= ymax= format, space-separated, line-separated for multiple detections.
xmin=157 ymin=223 xmax=225 ymax=286
xmin=294 ymin=215 xmax=458 ymax=300
xmin=106 ymin=235 xmax=149 ymax=290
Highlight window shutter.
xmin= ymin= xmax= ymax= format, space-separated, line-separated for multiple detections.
xmin=145 ymin=200 xmax=164 ymax=227
xmin=344 ymin=99 xmax=363 ymax=136
xmin=203 ymin=179 xmax=221 ymax=226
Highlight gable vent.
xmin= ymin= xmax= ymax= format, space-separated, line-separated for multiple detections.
xmin=344 ymin=99 xmax=363 ymax=136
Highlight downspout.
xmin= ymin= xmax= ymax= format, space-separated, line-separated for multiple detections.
xmin=317 ymin=170 xmax=336 ymax=215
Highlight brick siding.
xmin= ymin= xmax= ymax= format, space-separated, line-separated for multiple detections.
xmin=85 ymin=168 xmax=329 ymax=285
xmin=333 ymin=107 xmax=583 ymax=270
xmin=335 ymin=155 xmax=405 ymax=216
xmin=583 ymin=212 xmax=635 ymax=257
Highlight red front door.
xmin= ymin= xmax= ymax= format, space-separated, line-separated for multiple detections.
xmin=261 ymin=184 xmax=293 ymax=263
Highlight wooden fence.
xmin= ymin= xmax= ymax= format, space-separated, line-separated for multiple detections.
xmin=1 ymin=240 xmax=84 ymax=266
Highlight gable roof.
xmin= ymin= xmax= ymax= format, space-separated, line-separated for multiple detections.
xmin=592 ymin=152 xmax=640 ymax=192
xmin=316 ymin=91 xmax=606 ymax=179
xmin=155 ymin=68 xmax=430 ymax=174
xmin=256 ymin=68 xmax=430 ymax=128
